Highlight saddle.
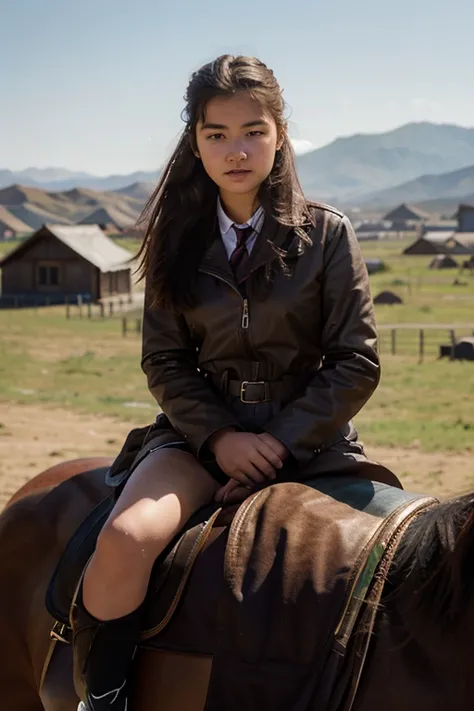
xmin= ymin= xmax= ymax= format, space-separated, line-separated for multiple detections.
xmin=204 ymin=477 xmax=437 ymax=711
xmin=46 ymin=493 xmax=222 ymax=643
xmin=44 ymin=474 xmax=436 ymax=711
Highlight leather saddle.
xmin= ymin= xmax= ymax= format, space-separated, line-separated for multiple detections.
xmin=46 ymin=491 xmax=222 ymax=643
xmin=44 ymin=473 xmax=436 ymax=711
xmin=204 ymin=477 xmax=437 ymax=711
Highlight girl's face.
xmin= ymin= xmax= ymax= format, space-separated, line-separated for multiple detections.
xmin=195 ymin=92 xmax=282 ymax=200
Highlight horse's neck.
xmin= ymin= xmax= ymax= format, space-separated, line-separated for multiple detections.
xmin=353 ymin=605 xmax=471 ymax=711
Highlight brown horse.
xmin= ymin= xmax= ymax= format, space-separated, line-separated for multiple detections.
xmin=0 ymin=457 xmax=473 ymax=711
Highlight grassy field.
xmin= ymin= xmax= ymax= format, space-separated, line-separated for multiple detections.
xmin=359 ymin=238 xmax=474 ymax=325
xmin=0 ymin=234 xmax=473 ymax=455
xmin=0 ymin=304 xmax=472 ymax=454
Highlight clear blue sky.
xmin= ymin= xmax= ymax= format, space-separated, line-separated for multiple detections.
xmin=1 ymin=0 xmax=473 ymax=175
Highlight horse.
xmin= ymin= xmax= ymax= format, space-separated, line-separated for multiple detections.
xmin=0 ymin=456 xmax=473 ymax=711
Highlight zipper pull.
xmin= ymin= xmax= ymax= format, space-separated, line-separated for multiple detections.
xmin=241 ymin=298 xmax=249 ymax=329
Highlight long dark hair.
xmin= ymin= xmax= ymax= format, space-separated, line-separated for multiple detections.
xmin=136 ymin=54 xmax=312 ymax=312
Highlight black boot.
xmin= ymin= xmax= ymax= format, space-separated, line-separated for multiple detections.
xmin=70 ymin=581 xmax=142 ymax=711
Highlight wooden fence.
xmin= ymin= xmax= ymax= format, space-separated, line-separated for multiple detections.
xmin=65 ymin=295 xmax=134 ymax=319
xmin=120 ymin=317 xmax=474 ymax=363
xmin=377 ymin=326 xmax=474 ymax=362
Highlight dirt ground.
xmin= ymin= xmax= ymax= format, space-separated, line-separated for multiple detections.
xmin=0 ymin=402 xmax=472 ymax=510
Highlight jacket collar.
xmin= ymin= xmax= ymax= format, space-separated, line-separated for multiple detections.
xmin=199 ymin=212 xmax=296 ymax=280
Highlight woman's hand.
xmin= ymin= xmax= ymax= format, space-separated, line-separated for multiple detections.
xmin=257 ymin=432 xmax=290 ymax=462
xmin=209 ymin=430 xmax=284 ymax=487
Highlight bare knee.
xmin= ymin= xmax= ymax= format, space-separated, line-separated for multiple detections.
xmin=93 ymin=509 xmax=158 ymax=575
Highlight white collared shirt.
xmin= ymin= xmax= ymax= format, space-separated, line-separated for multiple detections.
xmin=216 ymin=196 xmax=265 ymax=260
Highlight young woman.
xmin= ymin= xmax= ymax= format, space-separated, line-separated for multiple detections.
xmin=72 ymin=54 xmax=391 ymax=711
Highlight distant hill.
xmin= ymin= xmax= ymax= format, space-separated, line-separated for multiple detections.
xmin=0 ymin=169 xmax=160 ymax=192
xmin=7 ymin=204 xmax=72 ymax=230
xmin=297 ymin=122 xmax=474 ymax=200
xmin=111 ymin=181 xmax=155 ymax=201
xmin=3 ymin=122 xmax=474 ymax=199
xmin=349 ymin=164 xmax=474 ymax=210
xmin=0 ymin=183 xmax=145 ymax=230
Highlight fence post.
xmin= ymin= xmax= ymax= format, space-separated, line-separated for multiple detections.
xmin=99 ymin=302 xmax=105 ymax=318
xmin=418 ymin=329 xmax=424 ymax=364
xmin=77 ymin=294 xmax=83 ymax=319
xmin=119 ymin=297 xmax=123 ymax=310
xmin=87 ymin=302 xmax=92 ymax=319
xmin=109 ymin=301 xmax=114 ymax=317
xmin=450 ymin=329 xmax=456 ymax=360
xmin=391 ymin=329 xmax=396 ymax=355
xmin=122 ymin=316 xmax=127 ymax=337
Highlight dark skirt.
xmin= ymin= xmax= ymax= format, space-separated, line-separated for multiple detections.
xmin=105 ymin=397 xmax=401 ymax=494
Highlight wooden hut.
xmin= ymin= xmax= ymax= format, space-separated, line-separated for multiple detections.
xmin=403 ymin=231 xmax=471 ymax=256
xmin=454 ymin=204 xmax=474 ymax=233
xmin=382 ymin=204 xmax=429 ymax=231
xmin=0 ymin=224 xmax=133 ymax=306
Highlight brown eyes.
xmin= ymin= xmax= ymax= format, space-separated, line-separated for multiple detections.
xmin=206 ymin=131 xmax=264 ymax=141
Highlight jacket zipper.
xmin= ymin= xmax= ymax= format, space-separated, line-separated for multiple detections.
xmin=241 ymin=298 xmax=249 ymax=329
xmin=198 ymin=267 xmax=255 ymax=362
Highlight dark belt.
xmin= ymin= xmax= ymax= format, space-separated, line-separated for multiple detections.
xmin=209 ymin=373 xmax=300 ymax=404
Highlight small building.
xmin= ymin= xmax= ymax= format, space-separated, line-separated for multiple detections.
xmin=0 ymin=207 xmax=32 ymax=240
xmin=382 ymin=204 xmax=429 ymax=231
xmin=419 ymin=219 xmax=457 ymax=236
xmin=429 ymin=254 xmax=458 ymax=269
xmin=373 ymin=290 xmax=403 ymax=305
xmin=454 ymin=204 xmax=474 ymax=233
xmin=0 ymin=224 xmax=133 ymax=305
xmin=403 ymin=231 xmax=472 ymax=256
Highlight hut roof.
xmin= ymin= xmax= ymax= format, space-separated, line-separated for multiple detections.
xmin=456 ymin=233 xmax=474 ymax=249
xmin=382 ymin=204 xmax=429 ymax=222
xmin=0 ymin=224 xmax=133 ymax=273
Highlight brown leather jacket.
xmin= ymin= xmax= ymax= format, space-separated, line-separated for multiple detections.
xmin=141 ymin=202 xmax=380 ymax=468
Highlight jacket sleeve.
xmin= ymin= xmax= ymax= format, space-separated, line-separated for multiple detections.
xmin=263 ymin=214 xmax=380 ymax=465
xmin=141 ymin=289 xmax=242 ymax=457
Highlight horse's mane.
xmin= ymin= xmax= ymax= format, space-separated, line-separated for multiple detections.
xmin=389 ymin=492 xmax=474 ymax=630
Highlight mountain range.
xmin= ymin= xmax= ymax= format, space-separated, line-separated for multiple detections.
xmin=2 ymin=122 xmax=474 ymax=228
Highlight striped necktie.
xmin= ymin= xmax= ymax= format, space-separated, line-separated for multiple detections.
xmin=230 ymin=225 xmax=253 ymax=283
